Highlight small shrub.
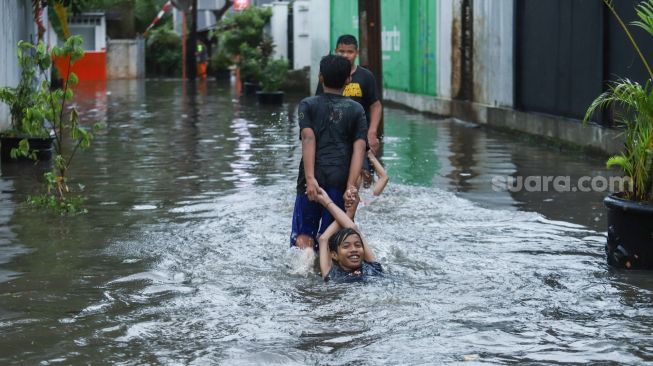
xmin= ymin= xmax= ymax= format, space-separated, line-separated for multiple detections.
xmin=146 ymin=26 xmax=182 ymax=77
xmin=261 ymin=59 xmax=289 ymax=92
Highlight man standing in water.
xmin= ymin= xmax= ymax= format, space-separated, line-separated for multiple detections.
xmin=316 ymin=34 xmax=383 ymax=155
xmin=290 ymin=55 xmax=368 ymax=252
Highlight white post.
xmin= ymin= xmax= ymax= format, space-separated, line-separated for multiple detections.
xmin=292 ymin=0 xmax=311 ymax=70
xmin=270 ymin=1 xmax=289 ymax=60
xmin=309 ymin=0 xmax=330 ymax=94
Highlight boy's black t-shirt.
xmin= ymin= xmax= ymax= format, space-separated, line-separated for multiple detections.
xmin=316 ymin=65 xmax=379 ymax=125
xmin=297 ymin=93 xmax=368 ymax=193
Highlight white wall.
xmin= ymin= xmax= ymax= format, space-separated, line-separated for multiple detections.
xmin=472 ymin=0 xmax=513 ymax=107
xmin=437 ymin=0 xmax=454 ymax=100
xmin=0 ymin=0 xmax=37 ymax=130
xmin=309 ymin=0 xmax=330 ymax=94
xmin=293 ymin=0 xmax=311 ymax=70
xmin=269 ymin=1 xmax=289 ymax=59
xmin=107 ymin=39 xmax=146 ymax=79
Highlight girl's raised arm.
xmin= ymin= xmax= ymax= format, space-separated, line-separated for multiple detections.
xmin=368 ymin=151 xmax=389 ymax=197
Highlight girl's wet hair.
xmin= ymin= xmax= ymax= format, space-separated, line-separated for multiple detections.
xmin=328 ymin=227 xmax=361 ymax=252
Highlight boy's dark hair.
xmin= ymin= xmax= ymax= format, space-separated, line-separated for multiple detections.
xmin=328 ymin=227 xmax=361 ymax=252
xmin=320 ymin=54 xmax=351 ymax=89
xmin=336 ymin=34 xmax=358 ymax=49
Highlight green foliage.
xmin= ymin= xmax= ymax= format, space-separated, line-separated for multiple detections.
xmin=218 ymin=6 xmax=274 ymax=84
xmin=27 ymin=171 xmax=88 ymax=215
xmin=2 ymin=35 xmax=102 ymax=214
xmin=134 ymin=0 xmax=169 ymax=33
xmin=146 ymin=25 xmax=182 ymax=77
xmin=220 ymin=6 xmax=272 ymax=56
xmin=0 ymin=41 xmax=51 ymax=138
xmin=210 ymin=48 xmax=232 ymax=71
xmin=238 ymin=43 xmax=262 ymax=82
xmin=633 ymin=0 xmax=653 ymax=37
xmin=260 ymin=58 xmax=289 ymax=92
xmin=585 ymin=0 xmax=653 ymax=202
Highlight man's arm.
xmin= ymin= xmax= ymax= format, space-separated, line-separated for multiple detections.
xmin=367 ymin=100 xmax=382 ymax=154
xmin=301 ymin=128 xmax=319 ymax=201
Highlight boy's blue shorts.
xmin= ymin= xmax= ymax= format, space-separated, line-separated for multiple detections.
xmin=290 ymin=186 xmax=345 ymax=250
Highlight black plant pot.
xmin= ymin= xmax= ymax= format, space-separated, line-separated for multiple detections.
xmin=256 ymin=91 xmax=284 ymax=105
xmin=243 ymin=81 xmax=261 ymax=95
xmin=604 ymin=193 xmax=653 ymax=269
xmin=0 ymin=135 xmax=54 ymax=163
xmin=214 ymin=68 xmax=231 ymax=81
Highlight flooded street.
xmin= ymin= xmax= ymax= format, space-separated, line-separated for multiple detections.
xmin=1 ymin=80 xmax=652 ymax=364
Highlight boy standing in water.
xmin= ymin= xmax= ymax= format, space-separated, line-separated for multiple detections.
xmin=290 ymin=55 xmax=368 ymax=251
xmin=316 ymin=34 xmax=383 ymax=155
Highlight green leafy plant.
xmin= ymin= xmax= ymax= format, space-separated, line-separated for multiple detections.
xmin=0 ymin=41 xmax=51 ymax=138
xmin=219 ymin=6 xmax=272 ymax=57
xmin=238 ymin=43 xmax=263 ymax=83
xmin=218 ymin=6 xmax=273 ymax=84
xmin=1 ymin=36 xmax=103 ymax=214
xmin=260 ymin=58 xmax=289 ymax=92
xmin=146 ymin=25 xmax=182 ymax=77
xmin=210 ymin=48 xmax=232 ymax=71
xmin=584 ymin=0 xmax=653 ymax=202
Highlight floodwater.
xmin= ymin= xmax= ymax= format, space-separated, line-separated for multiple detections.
xmin=0 ymin=79 xmax=652 ymax=365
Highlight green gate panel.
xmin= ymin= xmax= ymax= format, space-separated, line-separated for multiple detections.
xmin=381 ymin=0 xmax=411 ymax=91
xmin=330 ymin=0 xmax=359 ymax=52
xmin=410 ymin=0 xmax=437 ymax=95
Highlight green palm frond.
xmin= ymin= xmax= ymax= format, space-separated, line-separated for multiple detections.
xmin=633 ymin=0 xmax=653 ymax=37
xmin=607 ymin=154 xmax=632 ymax=172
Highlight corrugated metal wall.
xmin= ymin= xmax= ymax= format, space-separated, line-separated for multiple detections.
xmin=0 ymin=0 xmax=36 ymax=130
xmin=472 ymin=0 xmax=513 ymax=107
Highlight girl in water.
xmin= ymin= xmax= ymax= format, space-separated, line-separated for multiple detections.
xmin=316 ymin=187 xmax=383 ymax=282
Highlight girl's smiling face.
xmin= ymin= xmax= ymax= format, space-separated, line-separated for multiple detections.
xmin=332 ymin=233 xmax=364 ymax=271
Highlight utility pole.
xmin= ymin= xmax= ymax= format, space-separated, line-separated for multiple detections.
xmin=358 ymin=0 xmax=383 ymax=137
xmin=186 ymin=0 xmax=198 ymax=80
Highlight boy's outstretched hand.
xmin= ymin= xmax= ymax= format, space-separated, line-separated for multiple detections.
xmin=344 ymin=185 xmax=359 ymax=210
xmin=306 ymin=177 xmax=320 ymax=201
xmin=316 ymin=187 xmax=331 ymax=206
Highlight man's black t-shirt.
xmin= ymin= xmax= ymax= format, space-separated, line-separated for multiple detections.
xmin=296 ymin=93 xmax=368 ymax=194
xmin=316 ymin=66 xmax=379 ymax=125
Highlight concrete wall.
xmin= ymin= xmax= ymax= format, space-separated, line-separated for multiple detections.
xmin=293 ymin=0 xmax=311 ymax=70
xmin=268 ymin=1 xmax=289 ymax=60
xmin=309 ymin=0 xmax=330 ymax=94
xmin=472 ymin=0 xmax=513 ymax=107
xmin=0 ymin=0 xmax=37 ymax=131
xmin=107 ymin=38 xmax=146 ymax=79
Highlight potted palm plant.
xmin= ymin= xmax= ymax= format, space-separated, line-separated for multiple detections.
xmin=0 ymin=41 xmax=54 ymax=162
xmin=584 ymin=0 xmax=653 ymax=268
xmin=256 ymin=58 xmax=289 ymax=105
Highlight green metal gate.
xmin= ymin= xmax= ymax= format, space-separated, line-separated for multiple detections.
xmin=329 ymin=0 xmax=437 ymax=96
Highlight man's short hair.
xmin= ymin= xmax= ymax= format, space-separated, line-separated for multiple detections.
xmin=336 ymin=34 xmax=358 ymax=49
xmin=320 ymin=54 xmax=351 ymax=89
